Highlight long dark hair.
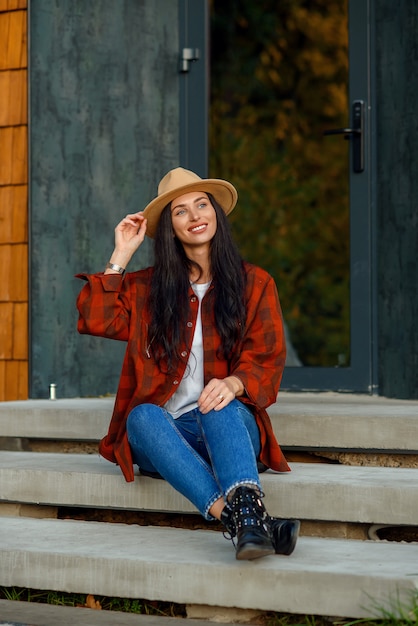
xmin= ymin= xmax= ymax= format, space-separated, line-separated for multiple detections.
xmin=148 ymin=193 xmax=247 ymax=372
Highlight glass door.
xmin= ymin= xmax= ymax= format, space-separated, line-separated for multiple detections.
xmin=209 ymin=0 xmax=375 ymax=392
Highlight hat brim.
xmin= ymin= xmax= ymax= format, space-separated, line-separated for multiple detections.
xmin=143 ymin=179 xmax=238 ymax=238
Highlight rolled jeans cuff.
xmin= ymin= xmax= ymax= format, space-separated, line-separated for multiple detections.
xmin=225 ymin=479 xmax=261 ymax=501
xmin=204 ymin=491 xmax=224 ymax=521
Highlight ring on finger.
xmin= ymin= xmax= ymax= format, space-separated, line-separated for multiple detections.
xmin=218 ymin=394 xmax=224 ymax=401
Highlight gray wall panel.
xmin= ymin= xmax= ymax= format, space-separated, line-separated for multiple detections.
xmin=375 ymin=0 xmax=418 ymax=398
xmin=30 ymin=1 xmax=180 ymax=397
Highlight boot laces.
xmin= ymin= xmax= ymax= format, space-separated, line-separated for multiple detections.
xmin=230 ymin=488 xmax=269 ymax=533
xmin=220 ymin=505 xmax=236 ymax=543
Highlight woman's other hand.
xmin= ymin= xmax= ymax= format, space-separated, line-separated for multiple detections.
xmin=198 ymin=376 xmax=244 ymax=414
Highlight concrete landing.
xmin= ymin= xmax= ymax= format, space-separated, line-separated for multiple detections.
xmin=1 ymin=393 xmax=417 ymax=451
xmin=0 ymin=398 xmax=111 ymax=441
xmin=0 ymin=517 xmax=417 ymax=619
xmin=269 ymin=392 xmax=418 ymax=451
xmin=1 ymin=451 xmax=418 ymax=525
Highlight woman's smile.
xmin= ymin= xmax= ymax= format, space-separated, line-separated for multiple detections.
xmin=189 ymin=222 xmax=208 ymax=233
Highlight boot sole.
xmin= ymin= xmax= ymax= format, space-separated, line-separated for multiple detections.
xmin=236 ymin=543 xmax=275 ymax=561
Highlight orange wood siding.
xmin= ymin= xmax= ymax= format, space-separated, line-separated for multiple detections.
xmin=0 ymin=2 xmax=28 ymax=399
xmin=0 ymin=1 xmax=27 ymax=11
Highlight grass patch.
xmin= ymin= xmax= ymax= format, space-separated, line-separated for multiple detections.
xmin=0 ymin=586 xmax=186 ymax=616
xmin=342 ymin=590 xmax=418 ymax=626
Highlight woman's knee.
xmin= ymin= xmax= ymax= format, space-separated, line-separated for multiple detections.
xmin=126 ymin=403 xmax=163 ymax=437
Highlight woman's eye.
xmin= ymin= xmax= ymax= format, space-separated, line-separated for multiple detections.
xmin=198 ymin=203 xmax=206 ymax=209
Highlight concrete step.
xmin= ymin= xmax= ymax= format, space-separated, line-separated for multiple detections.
xmin=1 ymin=451 xmax=417 ymax=525
xmin=0 ymin=599 xmax=207 ymax=626
xmin=0 ymin=398 xmax=111 ymax=441
xmin=269 ymin=392 xmax=418 ymax=452
xmin=0 ymin=516 xmax=417 ymax=619
xmin=1 ymin=393 xmax=417 ymax=451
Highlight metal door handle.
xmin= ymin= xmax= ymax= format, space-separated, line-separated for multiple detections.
xmin=324 ymin=128 xmax=361 ymax=137
xmin=324 ymin=100 xmax=364 ymax=173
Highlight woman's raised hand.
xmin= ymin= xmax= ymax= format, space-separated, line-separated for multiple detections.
xmin=105 ymin=212 xmax=148 ymax=273
xmin=114 ymin=212 xmax=148 ymax=254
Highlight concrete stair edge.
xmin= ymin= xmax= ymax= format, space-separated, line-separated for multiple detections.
xmin=0 ymin=516 xmax=417 ymax=620
xmin=1 ymin=451 xmax=418 ymax=525
xmin=1 ymin=394 xmax=417 ymax=451
xmin=0 ymin=599 xmax=208 ymax=626
xmin=0 ymin=398 xmax=113 ymax=441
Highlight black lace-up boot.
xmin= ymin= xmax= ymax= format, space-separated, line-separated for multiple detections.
xmin=221 ymin=496 xmax=300 ymax=558
xmin=223 ymin=486 xmax=274 ymax=560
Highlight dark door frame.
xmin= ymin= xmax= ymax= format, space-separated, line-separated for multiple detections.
xmin=184 ymin=0 xmax=378 ymax=394
xmin=179 ymin=0 xmax=209 ymax=177
xmin=280 ymin=0 xmax=378 ymax=393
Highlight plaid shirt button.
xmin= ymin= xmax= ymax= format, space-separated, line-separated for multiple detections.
xmin=173 ymin=380 xmax=179 ymax=385
xmin=187 ymin=321 xmax=193 ymax=327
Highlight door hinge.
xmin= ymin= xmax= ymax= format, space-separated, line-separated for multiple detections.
xmin=180 ymin=47 xmax=200 ymax=73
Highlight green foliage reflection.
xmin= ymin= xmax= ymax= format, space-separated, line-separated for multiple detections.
xmin=210 ymin=0 xmax=350 ymax=367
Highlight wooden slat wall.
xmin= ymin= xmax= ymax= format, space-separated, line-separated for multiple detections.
xmin=0 ymin=1 xmax=28 ymax=400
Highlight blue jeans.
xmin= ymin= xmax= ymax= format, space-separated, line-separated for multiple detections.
xmin=126 ymin=399 xmax=261 ymax=520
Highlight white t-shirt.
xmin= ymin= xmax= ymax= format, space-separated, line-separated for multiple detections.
xmin=164 ymin=281 xmax=211 ymax=419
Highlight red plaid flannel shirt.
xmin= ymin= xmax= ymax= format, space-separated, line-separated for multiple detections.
xmin=76 ymin=262 xmax=290 ymax=482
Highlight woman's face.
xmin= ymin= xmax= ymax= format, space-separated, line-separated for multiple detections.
xmin=170 ymin=191 xmax=217 ymax=249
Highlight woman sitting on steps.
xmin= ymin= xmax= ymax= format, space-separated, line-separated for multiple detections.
xmin=76 ymin=167 xmax=300 ymax=560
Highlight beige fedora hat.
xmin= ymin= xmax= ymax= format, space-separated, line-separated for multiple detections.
xmin=143 ymin=167 xmax=238 ymax=238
